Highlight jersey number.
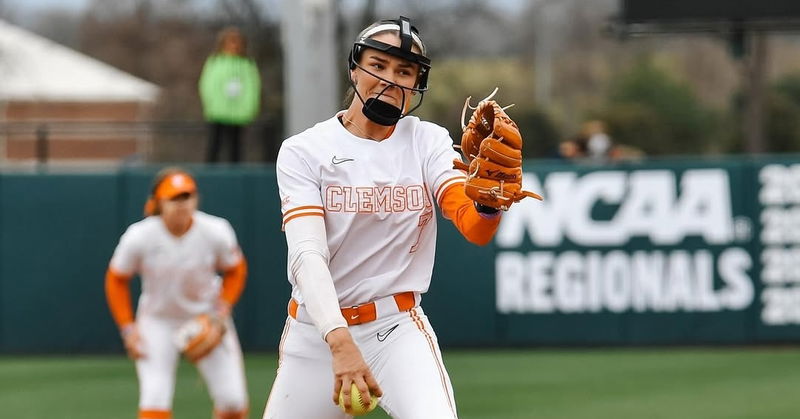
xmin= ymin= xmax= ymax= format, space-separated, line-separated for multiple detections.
xmin=410 ymin=209 xmax=434 ymax=253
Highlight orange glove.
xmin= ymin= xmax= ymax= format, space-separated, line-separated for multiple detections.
xmin=454 ymin=89 xmax=543 ymax=210
xmin=174 ymin=314 xmax=226 ymax=363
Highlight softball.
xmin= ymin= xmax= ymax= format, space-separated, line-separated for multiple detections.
xmin=338 ymin=383 xmax=379 ymax=416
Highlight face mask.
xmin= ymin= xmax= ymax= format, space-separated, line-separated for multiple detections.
xmin=361 ymin=97 xmax=402 ymax=126
xmin=348 ymin=18 xmax=430 ymax=126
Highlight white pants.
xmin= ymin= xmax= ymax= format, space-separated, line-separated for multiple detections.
xmin=262 ymin=306 xmax=457 ymax=419
xmin=135 ymin=315 xmax=249 ymax=412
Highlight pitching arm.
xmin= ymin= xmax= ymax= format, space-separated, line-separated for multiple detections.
xmin=284 ymin=214 xmax=348 ymax=339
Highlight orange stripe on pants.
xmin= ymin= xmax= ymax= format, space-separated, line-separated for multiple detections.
xmin=409 ymin=309 xmax=457 ymax=417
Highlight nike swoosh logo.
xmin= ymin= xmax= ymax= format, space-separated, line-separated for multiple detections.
xmin=332 ymin=156 xmax=355 ymax=165
xmin=351 ymin=314 xmax=359 ymax=320
xmin=376 ymin=324 xmax=399 ymax=342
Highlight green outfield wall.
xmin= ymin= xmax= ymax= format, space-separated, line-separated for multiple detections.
xmin=0 ymin=156 xmax=798 ymax=353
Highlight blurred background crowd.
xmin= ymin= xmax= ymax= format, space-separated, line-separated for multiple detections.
xmin=2 ymin=0 xmax=800 ymax=168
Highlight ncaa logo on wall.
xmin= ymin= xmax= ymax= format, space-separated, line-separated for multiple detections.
xmin=494 ymin=169 xmax=754 ymax=315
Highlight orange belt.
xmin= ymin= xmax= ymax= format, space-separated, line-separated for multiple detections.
xmin=288 ymin=291 xmax=417 ymax=326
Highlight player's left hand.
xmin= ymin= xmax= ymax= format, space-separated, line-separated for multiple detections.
xmin=453 ymin=88 xmax=543 ymax=211
xmin=326 ymin=328 xmax=383 ymax=411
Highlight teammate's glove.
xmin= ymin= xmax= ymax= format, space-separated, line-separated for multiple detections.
xmin=174 ymin=314 xmax=226 ymax=363
xmin=453 ymin=88 xmax=543 ymax=210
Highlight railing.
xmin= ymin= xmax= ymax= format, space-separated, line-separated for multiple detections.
xmin=0 ymin=119 xmax=282 ymax=167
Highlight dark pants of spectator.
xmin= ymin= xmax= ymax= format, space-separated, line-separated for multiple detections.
xmin=207 ymin=122 xmax=243 ymax=163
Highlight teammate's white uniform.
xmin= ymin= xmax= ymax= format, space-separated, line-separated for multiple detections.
xmin=264 ymin=113 xmax=467 ymax=418
xmin=110 ymin=211 xmax=248 ymax=413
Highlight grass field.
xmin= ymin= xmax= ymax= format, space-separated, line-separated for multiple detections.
xmin=1 ymin=348 xmax=799 ymax=418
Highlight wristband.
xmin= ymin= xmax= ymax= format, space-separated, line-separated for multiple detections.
xmin=474 ymin=202 xmax=500 ymax=214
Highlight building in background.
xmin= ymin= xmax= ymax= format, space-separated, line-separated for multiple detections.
xmin=0 ymin=19 xmax=159 ymax=168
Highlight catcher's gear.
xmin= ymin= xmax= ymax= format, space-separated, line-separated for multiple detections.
xmin=174 ymin=314 xmax=226 ymax=363
xmin=453 ymin=88 xmax=543 ymax=210
xmin=348 ymin=16 xmax=431 ymax=125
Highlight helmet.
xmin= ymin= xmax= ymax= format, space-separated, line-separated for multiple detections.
xmin=348 ymin=16 xmax=431 ymax=91
xmin=347 ymin=16 xmax=432 ymax=126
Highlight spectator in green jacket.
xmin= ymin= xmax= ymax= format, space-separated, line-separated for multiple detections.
xmin=199 ymin=27 xmax=261 ymax=163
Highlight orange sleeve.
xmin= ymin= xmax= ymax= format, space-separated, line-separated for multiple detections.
xmin=105 ymin=268 xmax=134 ymax=329
xmin=220 ymin=257 xmax=248 ymax=307
xmin=439 ymin=183 xmax=502 ymax=246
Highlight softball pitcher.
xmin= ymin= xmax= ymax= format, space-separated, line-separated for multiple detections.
xmin=105 ymin=168 xmax=249 ymax=419
xmin=263 ymin=17 xmax=525 ymax=419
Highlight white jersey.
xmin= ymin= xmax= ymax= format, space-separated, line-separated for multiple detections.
xmin=277 ymin=113 xmax=465 ymax=307
xmin=109 ymin=211 xmax=243 ymax=319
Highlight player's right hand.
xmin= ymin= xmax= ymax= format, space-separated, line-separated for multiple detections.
xmin=326 ymin=328 xmax=383 ymax=411
xmin=121 ymin=324 xmax=145 ymax=359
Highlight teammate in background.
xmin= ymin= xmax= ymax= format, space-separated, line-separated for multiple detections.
xmin=199 ymin=27 xmax=261 ymax=163
xmin=264 ymin=17 xmax=501 ymax=418
xmin=105 ymin=168 xmax=249 ymax=419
